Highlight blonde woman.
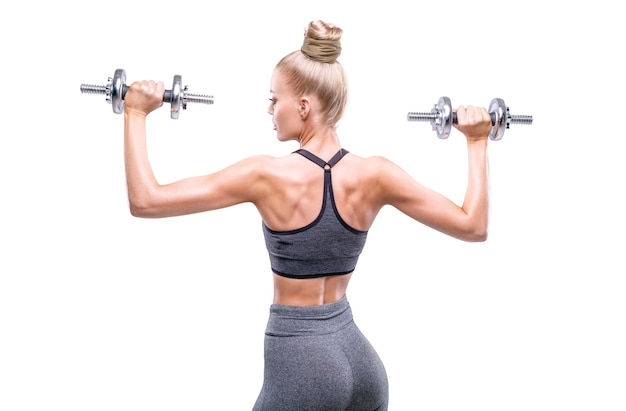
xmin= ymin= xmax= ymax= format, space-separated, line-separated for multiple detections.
xmin=123 ymin=20 xmax=491 ymax=411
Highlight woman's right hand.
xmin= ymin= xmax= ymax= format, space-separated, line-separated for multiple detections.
xmin=124 ymin=80 xmax=165 ymax=118
xmin=453 ymin=105 xmax=492 ymax=143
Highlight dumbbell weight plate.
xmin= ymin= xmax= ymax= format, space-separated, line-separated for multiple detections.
xmin=489 ymin=98 xmax=507 ymax=141
xmin=111 ymin=69 xmax=126 ymax=114
xmin=433 ymin=96 xmax=453 ymax=139
xmin=169 ymin=75 xmax=182 ymax=119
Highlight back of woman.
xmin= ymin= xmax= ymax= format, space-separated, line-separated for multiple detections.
xmin=123 ymin=19 xmax=491 ymax=411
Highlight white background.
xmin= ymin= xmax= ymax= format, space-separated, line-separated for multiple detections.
xmin=1 ymin=1 xmax=624 ymax=410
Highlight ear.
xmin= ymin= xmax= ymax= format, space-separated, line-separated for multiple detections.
xmin=299 ymin=97 xmax=311 ymax=120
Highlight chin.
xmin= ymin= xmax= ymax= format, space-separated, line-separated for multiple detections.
xmin=276 ymin=133 xmax=290 ymax=143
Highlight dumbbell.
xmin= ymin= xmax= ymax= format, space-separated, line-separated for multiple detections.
xmin=407 ymin=96 xmax=533 ymax=140
xmin=80 ymin=68 xmax=214 ymax=119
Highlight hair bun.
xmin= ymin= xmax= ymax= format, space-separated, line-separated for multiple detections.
xmin=300 ymin=20 xmax=342 ymax=63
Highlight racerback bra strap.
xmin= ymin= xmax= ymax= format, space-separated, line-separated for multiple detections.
xmin=294 ymin=149 xmax=349 ymax=169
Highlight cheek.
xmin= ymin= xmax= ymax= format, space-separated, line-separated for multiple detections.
xmin=275 ymin=107 xmax=288 ymax=125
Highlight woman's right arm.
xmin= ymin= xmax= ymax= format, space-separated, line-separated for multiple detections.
xmin=123 ymin=80 xmax=274 ymax=219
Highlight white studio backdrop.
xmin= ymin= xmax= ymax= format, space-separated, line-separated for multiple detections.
xmin=1 ymin=1 xmax=624 ymax=410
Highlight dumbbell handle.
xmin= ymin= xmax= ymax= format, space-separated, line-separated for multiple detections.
xmin=79 ymin=83 xmax=214 ymax=105
xmin=407 ymin=97 xmax=533 ymax=140
xmin=80 ymin=69 xmax=213 ymax=119
xmin=454 ymin=112 xmax=495 ymax=126
xmin=407 ymin=111 xmax=533 ymax=127
xmin=406 ymin=111 xmax=498 ymax=125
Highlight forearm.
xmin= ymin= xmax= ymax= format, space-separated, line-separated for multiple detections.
xmin=461 ymin=139 xmax=490 ymax=240
xmin=124 ymin=112 xmax=158 ymax=215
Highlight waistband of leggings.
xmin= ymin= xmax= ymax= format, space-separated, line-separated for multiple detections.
xmin=266 ymin=295 xmax=353 ymax=337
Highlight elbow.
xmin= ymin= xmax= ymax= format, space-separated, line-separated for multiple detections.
xmin=471 ymin=229 xmax=488 ymax=242
xmin=462 ymin=210 xmax=489 ymax=242
xmin=456 ymin=219 xmax=488 ymax=242
xmin=129 ymin=203 xmax=150 ymax=218
xmin=466 ymin=224 xmax=488 ymax=242
xmin=446 ymin=224 xmax=488 ymax=242
xmin=128 ymin=201 xmax=151 ymax=218
xmin=127 ymin=190 xmax=157 ymax=218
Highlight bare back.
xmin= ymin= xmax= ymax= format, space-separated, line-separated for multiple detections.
xmin=256 ymin=151 xmax=383 ymax=306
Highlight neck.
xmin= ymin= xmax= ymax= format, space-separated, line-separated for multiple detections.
xmin=299 ymin=127 xmax=341 ymax=158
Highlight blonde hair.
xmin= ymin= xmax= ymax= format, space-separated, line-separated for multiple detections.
xmin=276 ymin=20 xmax=348 ymax=128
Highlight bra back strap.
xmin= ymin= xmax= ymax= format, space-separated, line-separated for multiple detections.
xmin=294 ymin=148 xmax=349 ymax=169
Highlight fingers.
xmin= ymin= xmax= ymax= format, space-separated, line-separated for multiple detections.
xmin=455 ymin=105 xmax=490 ymax=125
xmin=129 ymin=80 xmax=165 ymax=99
xmin=142 ymin=80 xmax=165 ymax=96
xmin=454 ymin=105 xmax=492 ymax=140
xmin=125 ymin=80 xmax=165 ymax=116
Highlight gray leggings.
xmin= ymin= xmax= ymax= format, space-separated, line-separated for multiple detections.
xmin=253 ymin=296 xmax=389 ymax=411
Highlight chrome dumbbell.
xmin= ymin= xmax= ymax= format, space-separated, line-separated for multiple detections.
xmin=80 ymin=68 xmax=214 ymax=119
xmin=407 ymin=96 xmax=533 ymax=140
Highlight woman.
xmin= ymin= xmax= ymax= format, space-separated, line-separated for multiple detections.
xmin=123 ymin=20 xmax=491 ymax=411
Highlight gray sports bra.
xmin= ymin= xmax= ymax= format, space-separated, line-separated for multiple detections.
xmin=262 ymin=149 xmax=368 ymax=279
